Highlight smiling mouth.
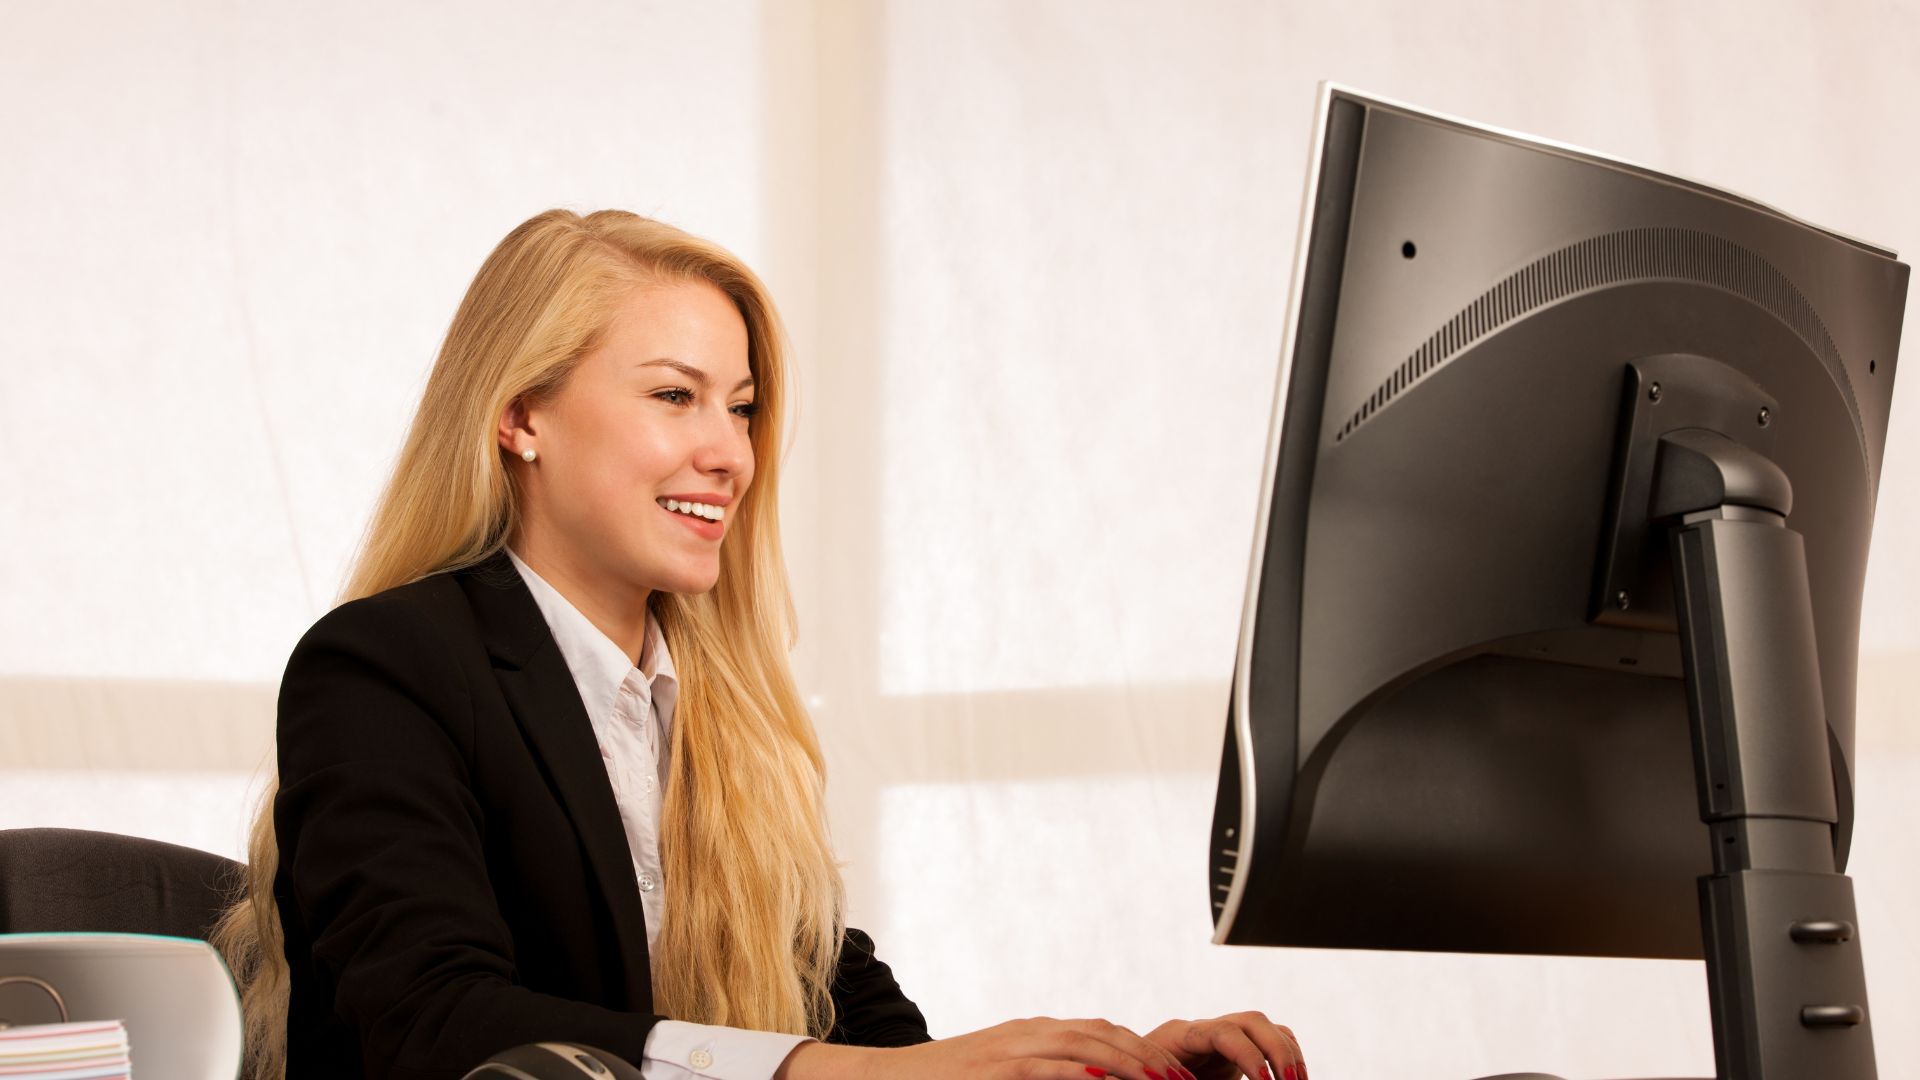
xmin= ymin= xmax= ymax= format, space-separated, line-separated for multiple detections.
xmin=656 ymin=496 xmax=725 ymax=522
xmin=658 ymin=501 xmax=723 ymax=536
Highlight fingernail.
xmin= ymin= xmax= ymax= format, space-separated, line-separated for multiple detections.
xmin=1259 ymin=1067 xmax=1273 ymax=1080
xmin=1146 ymin=1070 xmax=1166 ymax=1080
xmin=1283 ymin=1065 xmax=1296 ymax=1080
xmin=1084 ymin=1069 xmax=1106 ymax=1079
xmin=1180 ymin=1070 xmax=1199 ymax=1080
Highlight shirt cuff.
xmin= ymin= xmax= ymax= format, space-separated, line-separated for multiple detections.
xmin=639 ymin=1019 xmax=813 ymax=1080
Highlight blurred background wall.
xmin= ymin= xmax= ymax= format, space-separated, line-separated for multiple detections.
xmin=3 ymin=2 xmax=1915 ymax=1075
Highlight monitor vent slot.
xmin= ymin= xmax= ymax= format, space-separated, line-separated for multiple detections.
xmin=1329 ymin=228 xmax=1864 ymax=480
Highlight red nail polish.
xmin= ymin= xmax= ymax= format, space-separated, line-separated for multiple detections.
xmin=1259 ymin=1067 xmax=1273 ymax=1080
xmin=1146 ymin=1070 xmax=1166 ymax=1080
xmin=1084 ymin=1069 xmax=1106 ymax=1079
xmin=1283 ymin=1066 xmax=1296 ymax=1080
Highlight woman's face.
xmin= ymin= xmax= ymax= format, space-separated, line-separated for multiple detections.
xmin=502 ymin=278 xmax=756 ymax=610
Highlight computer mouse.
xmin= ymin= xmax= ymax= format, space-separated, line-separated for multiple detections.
xmin=460 ymin=1042 xmax=644 ymax=1080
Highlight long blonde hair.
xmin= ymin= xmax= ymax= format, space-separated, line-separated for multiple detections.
xmin=211 ymin=209 xmax=844 ymax=1078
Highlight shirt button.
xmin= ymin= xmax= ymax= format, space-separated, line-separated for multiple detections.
xmin=644 ymin=776 xmax=656 ymax=793
xmin=638 ymin=872 xmax=656 ymax=892
xmin=688 ymin=1049 xmax=713 ymax=1070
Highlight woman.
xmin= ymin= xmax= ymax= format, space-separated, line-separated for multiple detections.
xmin=215 ymin=210 xmax=1307 ymax=1080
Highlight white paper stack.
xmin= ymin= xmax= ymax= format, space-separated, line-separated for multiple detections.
xmin=0 ymin=935 xmax=239 ymax=1080
xmin=0 ymin=1020 xmax=131 ymax=1080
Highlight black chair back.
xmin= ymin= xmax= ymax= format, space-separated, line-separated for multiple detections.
xmin=0 ymin=828 xmax=241 ymax=940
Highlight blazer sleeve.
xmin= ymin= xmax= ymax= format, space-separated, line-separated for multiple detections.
xmin=827 ymin=927 xmax=932 ymax=1047
xmin=274 ymin=594 xmax=660 ymax=1079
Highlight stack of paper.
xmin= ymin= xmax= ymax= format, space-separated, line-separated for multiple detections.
xmin=0 ymin=933 xmax=239 ymax=1080
xmin=0 ymin=1020 xmax=131 ymax=1080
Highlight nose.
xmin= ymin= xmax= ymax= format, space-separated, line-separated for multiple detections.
xmin=691 ymin=403 xmax=752 ymax=480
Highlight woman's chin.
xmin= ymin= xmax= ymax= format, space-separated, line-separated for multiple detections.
xmin=650 ymin=568 xmax=721 ymax=598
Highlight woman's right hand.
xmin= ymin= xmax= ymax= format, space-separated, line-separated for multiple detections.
xmin=778 ymin=1017 xmax=1198 ymax=1080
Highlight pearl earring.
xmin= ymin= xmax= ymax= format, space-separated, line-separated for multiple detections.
xmin=520 ymin=448 xmax=538 ymax=463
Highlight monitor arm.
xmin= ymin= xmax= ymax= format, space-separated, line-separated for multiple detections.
xmin=1653 ymin=426 xmax=1878 ymax=1079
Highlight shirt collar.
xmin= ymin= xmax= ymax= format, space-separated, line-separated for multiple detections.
xmin=505 ymin=547 xmax=677 ymax=724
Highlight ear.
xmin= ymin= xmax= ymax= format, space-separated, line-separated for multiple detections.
xmin=497 ymin=395 xmax=537 ymax=459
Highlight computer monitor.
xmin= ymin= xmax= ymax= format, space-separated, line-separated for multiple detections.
xmin=1209 ymin=86 xmax=1907 ymax=1078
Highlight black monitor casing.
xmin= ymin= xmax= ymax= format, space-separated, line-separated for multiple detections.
xmin=1210 ymin=86 xmax=1907 ymax=1079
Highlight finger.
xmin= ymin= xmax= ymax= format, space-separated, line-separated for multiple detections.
xmin=1180 ymin=1013 xmax=1304 ymax=1079
xmin=1061 ymin=1018 xmax=1191 ymax=1080
xmin=1180 ymin=1018 xmax=1280 ymax=1080
xmin=1012 ymin=1025 xmax=1153 ymax=1080
xmin=1221 ymin=1011 xmax=1303 ymax=1077
xmin=1159 ymin=1017 xmax=1265 ymax=1078
xmin=1103 ymin=1017 xmax=1196 ymax=1080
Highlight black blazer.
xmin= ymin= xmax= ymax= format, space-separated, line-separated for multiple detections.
xmin=274 ymin=552 xmax=928 ymax=1080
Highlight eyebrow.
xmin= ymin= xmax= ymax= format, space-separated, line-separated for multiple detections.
xmin=638 ymin=358 xmax=755 ymax=393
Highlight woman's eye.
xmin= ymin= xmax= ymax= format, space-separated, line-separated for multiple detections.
xmin=656 ymin=389 xmax=754 ymax=421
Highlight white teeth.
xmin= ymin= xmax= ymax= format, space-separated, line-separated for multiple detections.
xmin=661 ymin=498 xmax=723 ymax=522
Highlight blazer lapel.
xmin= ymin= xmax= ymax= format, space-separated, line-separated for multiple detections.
xmin=456 ymin=552 xmax=653 ymax=1010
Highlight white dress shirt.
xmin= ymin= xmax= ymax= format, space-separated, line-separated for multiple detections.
xmin=506 ymin=549 xmax=811 ymax=1080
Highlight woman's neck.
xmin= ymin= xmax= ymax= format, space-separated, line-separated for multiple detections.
xmin=506 ymin=533 xmax=653 ymax=666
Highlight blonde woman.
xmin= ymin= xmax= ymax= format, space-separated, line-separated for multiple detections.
xmin=215 ymin=210 xmax=1307 ymax=1080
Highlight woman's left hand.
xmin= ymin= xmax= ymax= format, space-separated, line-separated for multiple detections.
xmin=1143 ymin=1011 xmax=1306 ymax=1080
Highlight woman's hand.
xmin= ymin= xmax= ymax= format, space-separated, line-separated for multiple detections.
xmin=1144 ymin=1012 xmax=1305 ymax=1080
xmin=778 ymin=1016 xmax=1199 ymax=1080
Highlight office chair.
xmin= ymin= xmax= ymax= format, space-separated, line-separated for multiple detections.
xmin=0 ymin=828 xmax=241 ymax=939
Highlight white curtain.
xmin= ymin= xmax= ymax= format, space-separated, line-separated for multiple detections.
xmin=4 ymin=2 xmax=1916 ymax=1075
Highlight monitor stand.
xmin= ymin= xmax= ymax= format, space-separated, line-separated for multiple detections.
xmin=1466 ymin=363 xmax=1879 ymax=1080
xmin=1475 ymin=361 xmax=1880 ymax=1080
xmin=1656 ymin=424 xmax=1876 ymax=1079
